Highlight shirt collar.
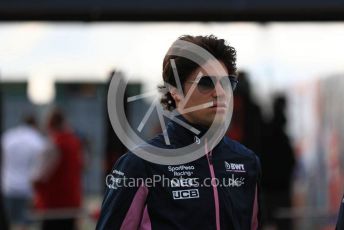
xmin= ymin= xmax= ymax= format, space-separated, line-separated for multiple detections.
xmin=166 ymin=112 xmax=224 ymax=148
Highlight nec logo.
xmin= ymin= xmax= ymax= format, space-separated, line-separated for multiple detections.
xmin=170 ymin=178 xmax=198 ymax=188
xmin=172 ymin=189 xmax=199 ymax=200
xmin=225 ymin=161 xmax=246 ymax=173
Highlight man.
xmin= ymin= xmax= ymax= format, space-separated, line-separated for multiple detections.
xmin=1 ymin=115 xmax=48 ymax=230
xmin=97 ymin=35 xmax=261 ymax=229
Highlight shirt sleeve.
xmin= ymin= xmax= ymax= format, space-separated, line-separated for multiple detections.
xmin=96 ymin=152 xmax=149 ymax=230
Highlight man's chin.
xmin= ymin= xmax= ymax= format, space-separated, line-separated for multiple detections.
xmin=202 ymin=113 xmax=227 ymax=127
xmin=212 ymin=112 xmax=228 ymax=124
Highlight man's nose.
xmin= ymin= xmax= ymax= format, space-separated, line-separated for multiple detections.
xmin=212 ymin=80 xmax=226 ymax=98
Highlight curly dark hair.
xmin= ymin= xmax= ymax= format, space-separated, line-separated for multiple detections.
xmin=159 ymin=35 xmax=237 ymax=111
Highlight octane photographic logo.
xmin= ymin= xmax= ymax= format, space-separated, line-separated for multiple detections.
xmin=107 ymin=39 xmax=234 ymax=165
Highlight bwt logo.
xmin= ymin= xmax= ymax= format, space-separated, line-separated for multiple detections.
xmin=225 ymin=161 xmax=246 ymax=173
xmin=172 ymin=189 xmax=199 ymax=200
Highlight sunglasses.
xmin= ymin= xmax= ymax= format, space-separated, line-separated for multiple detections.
xmin=186 ymin=75 xmax=239 ymax=93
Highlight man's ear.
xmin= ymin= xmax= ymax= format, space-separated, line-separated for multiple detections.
xmin=169 ymin=87 xmax=182 ymax=103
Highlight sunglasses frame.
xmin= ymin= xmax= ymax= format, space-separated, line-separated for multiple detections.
xmin=186 ymin=75 xmax=239 ymax=93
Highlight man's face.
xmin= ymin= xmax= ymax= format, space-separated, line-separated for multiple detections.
xmin=175 ymin=60 xmax=233 ymax=127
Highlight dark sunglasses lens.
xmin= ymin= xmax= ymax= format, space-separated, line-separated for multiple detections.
xmin=197 ymin=76 xmax=215 ymax=92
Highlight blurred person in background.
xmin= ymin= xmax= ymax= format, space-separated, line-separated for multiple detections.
xmin=1 ymin=114 xmax=48 ymax=230
xmin=261 ymin=95 xmax=295 ymax=230
xmin=227 ymin=71 xmax=265 ymax=155
xmin=34 ymin=108 xmax=83 ymax=230
xmin=104 ymin=71 xmax=127 ymax=180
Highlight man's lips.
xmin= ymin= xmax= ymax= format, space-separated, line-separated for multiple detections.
xmin=211 ymin=102 xmax=227 ymax=108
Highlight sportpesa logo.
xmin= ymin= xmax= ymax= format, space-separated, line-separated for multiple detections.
xmin=168 ymin=165 xmax=195 ymax=172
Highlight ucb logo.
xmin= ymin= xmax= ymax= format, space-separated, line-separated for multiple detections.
xmin=172 ymin=189 xmax=199 ymax=200
xmin=225 ymin=161 xmax=246 ymax=173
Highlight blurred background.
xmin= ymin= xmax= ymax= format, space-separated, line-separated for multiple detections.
xmin=1 ymin=1 xmax=344 ymax=230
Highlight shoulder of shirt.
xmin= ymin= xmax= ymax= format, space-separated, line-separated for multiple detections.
xmin=223 ymin=136 xmax=257 ymax=158
xmin=222 ymin=136 xmax=261 ymax=172
xmin=3 ymin=125 xmax=43 ymax=141
xmin=116 ymin=150 xmax=146 ymax=167
xmin=115 ymin=134 xmax=171 ymax=168
xmin=113 ymin=151 xmax=150 ymax=178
